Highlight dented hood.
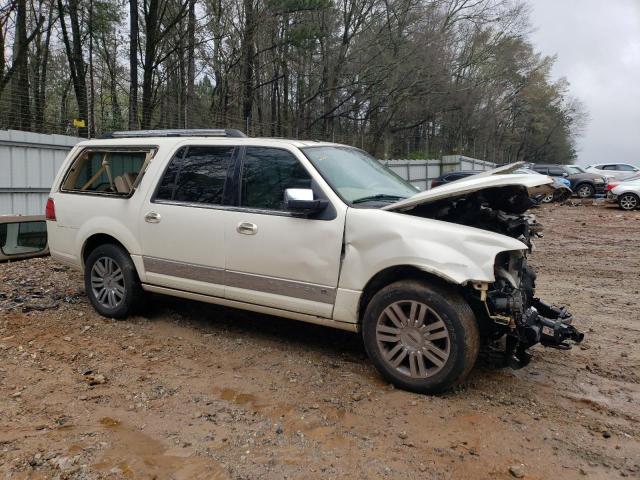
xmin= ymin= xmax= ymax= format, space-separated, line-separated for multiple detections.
xmin=383 ymin=164 xmax=557 ymax=212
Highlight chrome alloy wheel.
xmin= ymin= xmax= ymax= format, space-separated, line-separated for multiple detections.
xmin=376 ymin=300 xmax=451 ymax=379
xmin=619 ymin=193 xmax=639 ymax=210
xmin=90 ymin=256 xmax=125 ymax=309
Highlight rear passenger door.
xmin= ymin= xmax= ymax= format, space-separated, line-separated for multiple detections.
xmin=223 ymin=147 xmax=345 ymax=318
xmin=139 ymin=145 xmax=236 ymax=297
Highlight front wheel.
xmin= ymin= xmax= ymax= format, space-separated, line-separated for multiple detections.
xmin=84 ymin=243 xmax=144 ymax=319
xmin=619 ymin=192 xmax=639 ymax=211
xmin=541 ymin=192 xmax=554 ymax=203
xmin=362 ymin=280 xmax=479 ymax=394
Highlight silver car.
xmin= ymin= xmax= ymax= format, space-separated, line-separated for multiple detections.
xmin=608 ymin=179 xmax=640 ymax=210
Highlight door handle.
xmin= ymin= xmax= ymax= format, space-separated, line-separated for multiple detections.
xmin=237 ymin=222 xmax=258 ymax=235
xmin=144 ymin=211 xmax=161 ymax=223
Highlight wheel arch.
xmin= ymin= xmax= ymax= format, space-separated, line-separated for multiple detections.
xmin=357 ymin=265 xmax=461 ymax=324
xmin=82 ymin=233 xmax=129 ymax=266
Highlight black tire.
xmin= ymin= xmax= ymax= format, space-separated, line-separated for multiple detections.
xmin=575 ymin=183 xmax=595 ymax=198
xmin=362 ymin=279 xmax=480 ymax=394
xmin=84 ymin=243 xmax=144 ymax=319
xmin=618 ymin=192 xmax=640 ymax=211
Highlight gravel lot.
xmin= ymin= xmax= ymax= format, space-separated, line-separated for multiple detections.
xmin=1 ymin=203 xmax=639 ymax=479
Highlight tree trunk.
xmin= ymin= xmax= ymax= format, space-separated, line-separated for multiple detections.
xmin=129 ymin=0 xmax=139 ymax=129
xmin=88 ymin=0 xmax=95 ymax=137
xmin=58 ymin=0 xmax=89 ymax=137
xmin=186 ymin=0 xmax=196 ymax=128
xmin=34 ymin=5 xmax=53 ymax=132
xmin=141 ymin=0 xmax=159 ymax=129
xmin=241 ymin=0 xmax=255 ymax=130
xmin=10 ymin=0 xmax=31 ymax=131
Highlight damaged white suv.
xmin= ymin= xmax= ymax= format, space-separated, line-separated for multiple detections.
xmin=46 ymin=129 xmax=583 ymax=393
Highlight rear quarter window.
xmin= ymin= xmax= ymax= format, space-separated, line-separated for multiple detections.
xmin=61 ymin=148 xmax=154 ymax=195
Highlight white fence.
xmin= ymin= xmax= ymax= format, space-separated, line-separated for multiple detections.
xmin=383 ymin=155 xmax=496 ymax=190
xmin=0 ymin=130 xmax=82 ymax=215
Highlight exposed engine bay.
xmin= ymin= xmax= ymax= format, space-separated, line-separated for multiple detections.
xmin=405 ymin=183 xmax=584 ymax=367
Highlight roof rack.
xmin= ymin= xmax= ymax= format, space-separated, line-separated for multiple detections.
xmin=101 ymin=129 xmax=247 ymax=139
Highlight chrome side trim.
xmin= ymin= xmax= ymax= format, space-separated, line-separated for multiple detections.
xmin=143 ymin=256 xmax=225 ymax=285
xmin=141 ymin=283 xmax=357 ymax=332
xmin=225 ymin=270 xmax=337 ymax=304
xmin=142 ymin=256 xmax=337 ymax=304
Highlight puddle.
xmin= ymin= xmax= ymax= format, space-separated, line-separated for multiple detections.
xmin=219 ymin=388 xmax=258 ymax=406
xmin=216 ymin=387 xmax=266 ymax=411
xmin=93 ymin=417 xmax=228 ymax=479
xmin=99 ymin=417 xmax=121 ymax=428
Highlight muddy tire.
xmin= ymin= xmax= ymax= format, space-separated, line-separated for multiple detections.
xmin=618 ymin=192 xmax=639 ymax=211
xmin=576 ymin=183 xmax=595 ymax=198
xmin=362 ymin=279 xmax=480 ymax=394
xmin=84 ymin=243 xmax=144 ymax=319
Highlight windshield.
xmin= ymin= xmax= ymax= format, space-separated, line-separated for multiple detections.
xmin=302 ymin=146 xmax=419 ymax=204
xmin=566 ymin=165 xmax=585 ymax=174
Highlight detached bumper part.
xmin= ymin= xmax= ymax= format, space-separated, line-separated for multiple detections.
xmin=507 ymin=298 xmax=584 ymax=368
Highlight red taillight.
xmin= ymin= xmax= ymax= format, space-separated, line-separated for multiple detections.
xmin=45 ymin=198 xmax=56 ymax=221
xmin=606 ymin=183 xmax=618 ymax=191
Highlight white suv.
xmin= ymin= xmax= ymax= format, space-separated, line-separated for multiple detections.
xmin=586 ymin=163 xmax=639 ymax=180
xmin=46 ymin=129 xmax=583 ymax=393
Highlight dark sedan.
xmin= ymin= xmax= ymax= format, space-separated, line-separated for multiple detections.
xmin=530 ymin=164 xmax=606 ymax=198
xmin=430 ymin=170 xmax=479 ymax=188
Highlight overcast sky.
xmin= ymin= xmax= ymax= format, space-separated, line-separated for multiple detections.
xmin=529 ymin=0 xmax=640 ymax=166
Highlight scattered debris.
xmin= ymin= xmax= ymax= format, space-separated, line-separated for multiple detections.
xmin=509 ymin=464 xmax=526 ymax=478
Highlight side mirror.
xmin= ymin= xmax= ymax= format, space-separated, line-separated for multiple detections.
xmin=284 ymin=188 xmax=328 ymax=215
xmin=562 ymin=172 xmax=569 ymax=177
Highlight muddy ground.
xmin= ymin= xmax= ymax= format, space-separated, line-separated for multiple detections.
xmin=1 ymin=202 xmax=639 ymax=480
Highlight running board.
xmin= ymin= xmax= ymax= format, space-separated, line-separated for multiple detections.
xmin=141 ymin=283 xmax=359 ymax=333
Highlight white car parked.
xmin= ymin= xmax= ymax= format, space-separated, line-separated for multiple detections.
xmin=46 ymin=129 xmax=582 ymax=393
xmin=608 ymin=179 xmax=640 ymax=210
xmin=586 ymin=163 xmax=639 ymax=180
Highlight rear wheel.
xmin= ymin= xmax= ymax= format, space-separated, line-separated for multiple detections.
xmin=619 ymin=192 xmax=639 ymax=211
xmin=84 ymin=244 xmax=143 ymax=318
xmin=362 ymin=280 xmax=479 ymax=394
xmin=576 ymin=183 xmax=595 ymax=198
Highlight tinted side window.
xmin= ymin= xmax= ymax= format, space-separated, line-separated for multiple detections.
xmin=602 ymin=165 xmax=618 ymax=170
xmin=532 ymin=167 xmax=548 ymax=174
xmin=241 ymin=147 xmax=312 ymax=210
xmin=548 ymin=167 xmax=565 ymax=176
xmin=156 ymin=146 xmax=233 ymax=204
xmin=156 ymin=147 xmax=186 ymax=200
xmin=618 ymin=164 xmax=636 ymax=171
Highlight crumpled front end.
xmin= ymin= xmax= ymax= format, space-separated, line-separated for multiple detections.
xmin=393 ymin=177 xmax=583 ymax=367
xmin=471 ymin=250 xmax=584 ymax=367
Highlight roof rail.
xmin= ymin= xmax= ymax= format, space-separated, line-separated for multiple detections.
xmin=101 ymin=129 xmax=247 ymax=139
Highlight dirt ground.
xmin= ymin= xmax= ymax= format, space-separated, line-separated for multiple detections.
xmin=1 ymin=202 xmax=639 ymax=480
